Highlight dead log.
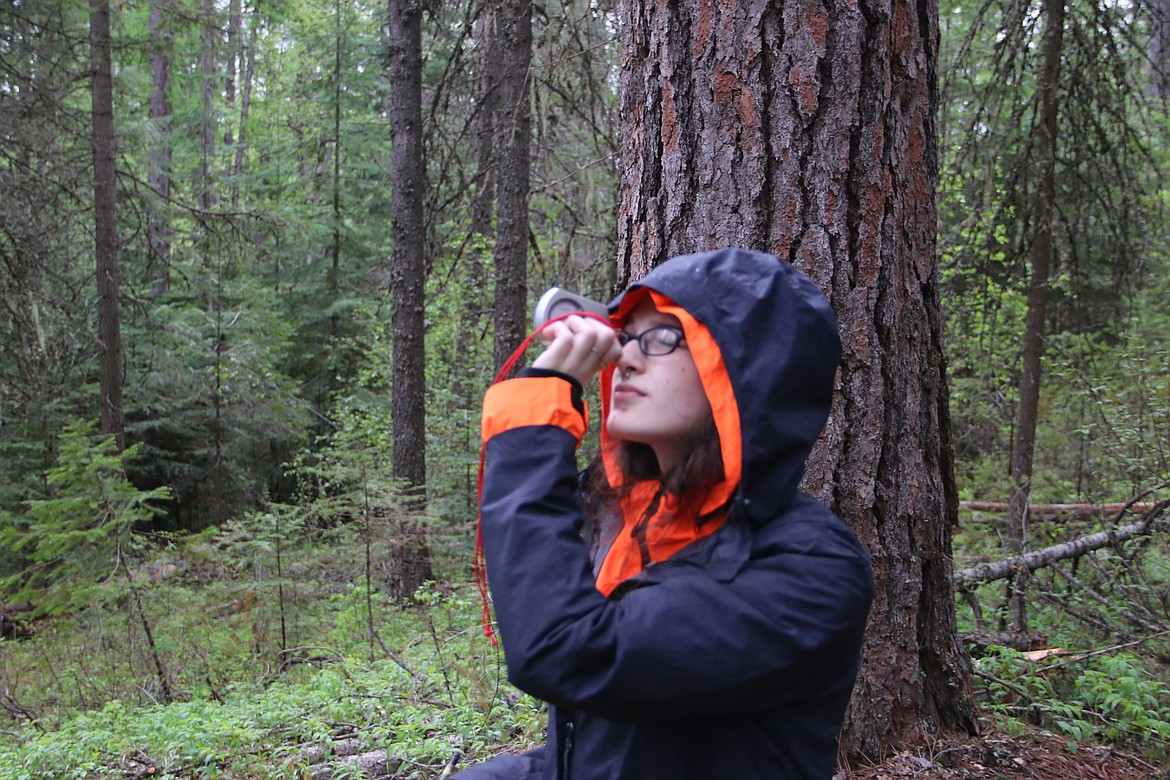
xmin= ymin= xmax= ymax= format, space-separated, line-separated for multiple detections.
xmin=309 ymin=749 xmax=392 ymax=780
xmin=960 ymin=501 xmax=1155 ymax=516
xmin=962 ymin=631 xmax=1051 ymax=653
xmin=954 ymin=501 xmax=1167 ymax=587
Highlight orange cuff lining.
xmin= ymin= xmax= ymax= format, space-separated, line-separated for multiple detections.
xmin=482 ymin=377 xmax=588 ymax=444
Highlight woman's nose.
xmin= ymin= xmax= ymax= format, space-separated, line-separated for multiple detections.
xmin=616 ymin=338 xmax=644 ymax=375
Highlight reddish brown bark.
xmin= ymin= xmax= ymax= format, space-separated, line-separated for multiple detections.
xmin=616 ymin=0 xmax=977 ymax=760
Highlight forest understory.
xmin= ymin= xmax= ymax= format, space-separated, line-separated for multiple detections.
xmin=846 ymin=727 xmax=1166 ymax=780
xmin=3 ymin=493 xmax=1169 ymax=780
xmin=4 ymin=518 xmax=1170 ymax=780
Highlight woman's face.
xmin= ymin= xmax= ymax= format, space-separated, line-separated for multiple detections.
xmin=606 ymin=297 xmax=713 ymax=473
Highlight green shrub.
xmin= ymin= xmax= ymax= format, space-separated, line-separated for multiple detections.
xmin=974 ymin=645 xmax=1170 ymax=757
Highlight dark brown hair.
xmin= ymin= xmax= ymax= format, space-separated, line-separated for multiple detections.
xmin=586 ymin=418 xmax=725 ymax=526
xmin=620 ymin=420 xmax=722 ymax=498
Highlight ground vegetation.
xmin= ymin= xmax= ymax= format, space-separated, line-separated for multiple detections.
xmin=1 ymin=0 xmax=1169 ymax=775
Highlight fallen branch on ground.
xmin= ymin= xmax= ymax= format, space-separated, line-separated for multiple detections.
xmin=1037 ymin=630 xmax=1170 ymax=673
xmin=960 ymin=501 xmax=1155 ymax=516
xmin=953 ymin=500 xmax=1168 ymax=587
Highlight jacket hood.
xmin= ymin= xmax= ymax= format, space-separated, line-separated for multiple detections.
xmin=602 ymin=248 xmax=841 ymax=521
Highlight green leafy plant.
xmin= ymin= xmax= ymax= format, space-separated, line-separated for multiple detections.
xmin=974 ymin=646 xmax=1170 ymax=757
xmin=0 ymin=580 xmax=545 ymax=779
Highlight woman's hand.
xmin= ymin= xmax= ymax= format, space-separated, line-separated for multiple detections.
xmin=532 ymin=315 xmax=621 ymax=386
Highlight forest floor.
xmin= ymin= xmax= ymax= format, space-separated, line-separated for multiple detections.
xmin=844 ymin=726 xmax=1167 ymax=779
xmin=5 ymin=531 xmax=1170 ymax=780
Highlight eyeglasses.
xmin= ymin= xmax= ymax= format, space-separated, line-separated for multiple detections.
xmin=616 ymin=325 xmax=687 ymax=356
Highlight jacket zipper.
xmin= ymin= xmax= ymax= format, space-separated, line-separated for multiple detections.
xmin=560 ymin=720 xmax=574 ymax=780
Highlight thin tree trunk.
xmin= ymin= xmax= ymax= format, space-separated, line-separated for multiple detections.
xmin=616 ymin=0 xmax=976 ymax=759
xmin=331 ymin=0 xmax=344 ymax=346
xmin=962 ymin=500 xmax=1156 ymax=516
xmin=120 ymin=554 xmax=173 ymax=704
xmin=1007 ymin=0 xmax=1065 ymax=635
xmin=276 ymin=512 xmax=288 ymax=650
xmin=386 ymin=0 xmax=434 ymax=595
xmin=212 ymin=272 xmax=227 ymax=525
xmin=197 ymin=0 xmax=216 ymax=210
xmin=147 ymin=0 xmax=173 ymax=296
xmin=471 ymin=5 xmax=501 ymax=237
xmin=231 ymin=5 xmax=258 ymax=208
xmin=490 ymin=0 xmax=532 ymax=371
xmin=90 ymin=0 xmax=125 ymax=452
xmin=1152 ymin=0 xmax=1170 ymax=97
xmin=955 ymin=507 xmax=1164 ymax=586
xmin=224 ymin=0 xmax=240 ymax=147
xmin=387 ymin=0 xmax=427 ymax=491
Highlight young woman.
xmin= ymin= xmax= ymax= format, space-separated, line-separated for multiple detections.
xmin=462 ymin=247 xmax=874 ymax=780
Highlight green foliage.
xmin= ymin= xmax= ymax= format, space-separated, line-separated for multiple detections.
xmin=1042 ymin=272 xmax=1170 ymax=498
xmin=975 ymin=647 xmax=1170 ymax=757
xmin=0 ymin=0 xmax=625 ymax=539
xmin=423 ymin=242 xmax=494 ymax=531
xmin=0 ymin=420 xmax=171 ymax=614
xmin=286 ymin=310 xmax=408 ymax=523
xmin=942 ymin=271 xmax=1026 ymax=499
xmin=126 ymin=281 xmax=312 ymax=528
xmin=938 ymin=0 xmax=1170 ymax=506
xmin=0 ymin=555 xmax=544 ymax=779
xmin=0 ymin=398 xmax=72 ymax=516
xmin=943 ymin=212 xmax=1170 ymax=504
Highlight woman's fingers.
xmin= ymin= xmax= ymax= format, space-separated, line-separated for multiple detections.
xmin=532 ymin=316 xmax=618 ymax=384
xmin=570 ymin=318 xmax=620 ymax=373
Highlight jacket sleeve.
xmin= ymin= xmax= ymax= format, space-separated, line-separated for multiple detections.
xmin=480 ymin=377 xmax=873 ymax=722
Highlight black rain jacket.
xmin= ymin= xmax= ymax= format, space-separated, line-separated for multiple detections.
xmin=469 ymin=247 xmax=874 ymax=780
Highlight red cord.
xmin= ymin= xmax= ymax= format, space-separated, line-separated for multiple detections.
xmin=474 ymin=311 xmax=611 ymax=645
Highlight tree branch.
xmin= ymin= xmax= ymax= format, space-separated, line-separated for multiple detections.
xmin=961 ymin=501 xmax=1155 ymax=516
xmin=954 ymin=499 xmax=1168 ymax=586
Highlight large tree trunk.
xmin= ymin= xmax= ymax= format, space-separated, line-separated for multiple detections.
xmin=616 ymin=0 xmax=977 ymax=760
xmin=90 ymin=0 xmax=125 ymax=452
xmin=1006 ymin=0 xmax=1064 ymax=636
xmin=490 ymin=0 xmax=532 ymax=371
xmin=386 ymin=0 xmax=434 ymax=597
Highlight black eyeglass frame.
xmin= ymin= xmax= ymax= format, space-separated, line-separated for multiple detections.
xmin=615 ymin=325 xmax=687 ymax=356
